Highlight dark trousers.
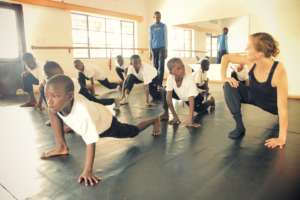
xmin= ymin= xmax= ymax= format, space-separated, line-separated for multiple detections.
xmin=124 ymin=74 xmax=162 ymax=100
xmin=152 ymin=47 xmax=166 ymax=86
xmin=116 ymin=67 xmax=125 ymax=81
xmin=163 ymin=91 xmax=211 ymax=113
xmin=78 ymin=72 xmax=114 ymax=105
xmin=100 ymin=117 xmax=140 ymax=138
xmin=223 ymin=82 xmax=278 ymax=116
xmin=217 ymin=49 xmax=228 ymax=64
xmin=23 ymin=73 xmax=39 ymax=93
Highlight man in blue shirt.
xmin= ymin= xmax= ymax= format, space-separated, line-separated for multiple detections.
xmin=150 ymin=11 xmax=168 ymax=88
xmin=217 ymin=27 xmax=229 ymax=64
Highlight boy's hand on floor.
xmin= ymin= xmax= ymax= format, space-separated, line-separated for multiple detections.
xmin=78 ymin=171 xmax=101 ymax=187
xmin=184 ymin=122 xmax=201 ymax=128
xmin=264 ymin=137 xmax=286 ymax=149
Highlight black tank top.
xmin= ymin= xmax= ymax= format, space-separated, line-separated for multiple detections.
xmin=248 ymin=61 xmax=279 ymax=114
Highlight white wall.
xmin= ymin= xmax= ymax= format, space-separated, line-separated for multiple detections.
xmin=145 ymin=0 xmax=300 ymax=95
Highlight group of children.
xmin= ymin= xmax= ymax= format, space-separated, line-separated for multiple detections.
xmin=18 ymin=31 xmax=289 ymax=187
xmin=20 ymin=52 xmax=216 ymax=186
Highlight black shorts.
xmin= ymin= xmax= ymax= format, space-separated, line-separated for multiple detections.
xmin=99 ymin=117 xmax=140 ymax=138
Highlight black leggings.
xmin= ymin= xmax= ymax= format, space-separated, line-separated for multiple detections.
xmin=116 ymin=67 xmax=125 ymax=81
xmin=23 ymin=73 xmax=39 ymax=93
xmin=163 ymin=91 xmax=212 ymax=113
xmin=223 ymin=82 xmax=278 ymax=116
xmin=124 ymin=74 xmax=162 ymax=100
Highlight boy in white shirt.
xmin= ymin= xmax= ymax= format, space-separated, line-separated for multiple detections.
xmin=120 ymin=55 xmax=161 ymax=105
xmin=41 ymin=75 xmax=161 ymax=186
xmin=73 ymin=60 xmax=120 ymax=108
xmin=20 ymin=53 xmax=43 ymax=107
xmin=230 ymin=64 xmax=248 ymax=84
xmin=162 ymin=58 xmax=215 ymax=127
xmin=115 ymin=55 xmax=128 ymax=81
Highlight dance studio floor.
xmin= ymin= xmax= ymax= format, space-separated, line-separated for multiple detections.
xmin=0 ymin=83 xmax=300 ymax=200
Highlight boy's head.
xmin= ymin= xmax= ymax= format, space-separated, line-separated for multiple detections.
xmin=167 ymin=58 xmax=185 ymax=79
xmin=223 ymin=27 xmax=229 ymax=35
xmin=200 ymin=58 xmax=210 ymax=72
xmin=74 ymin=59 xmax=84 ymax=72
xmin=153 ymin=11 xmax=161 ymax=23
xmin=44 ymin=61 xmax=64 ymax=80
xmin=45 ymin=75 xmax=74 ymax=113
xmin=116 ymin=55 xmax=124 ymax=66
xmin=22 ymin=52 xmax=36 ymax=68
xmin=130 ymin=55 xmax=142 ymax=71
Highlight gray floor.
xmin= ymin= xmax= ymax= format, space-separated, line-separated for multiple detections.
xmin=0 ymin=83 xmax=300 ymax=200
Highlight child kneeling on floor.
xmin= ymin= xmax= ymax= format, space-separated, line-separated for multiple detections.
xmin=41 ymin=75 xmax=160 ymax=186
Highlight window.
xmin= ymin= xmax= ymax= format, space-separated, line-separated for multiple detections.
xmin=171 ymin=28 xmax=193 ymax=58
xmin=71 ymin=13 xmax=135 ymax=58
xmin=205 ymin=33 xmax=218 ymax=57
xmin=0 ymin=8 xmax=19 ymax=59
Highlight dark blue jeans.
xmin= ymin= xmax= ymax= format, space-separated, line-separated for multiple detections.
xmin=151 ymin=47 xmax=166 ymax=86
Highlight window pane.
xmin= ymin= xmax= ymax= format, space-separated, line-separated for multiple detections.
xmin=71 ymin=14 xmax=87 ymax=30
xmin=0 ymin=8 xmax=19 ymax=59
xmin=121 ymin=21 xmax=134 ymax=35
xmin=122 ymin=35 xmax=134 ymax=48
xmin=89 ymin=31 xmax=105 ymax=47
xmin=88 ymin=16 xmax=105 ymax=32
xmin=122 ymin=49 xmax=134 ymax=58
xmin=90 ymin=49 xmax=106 ymax=58
xmin=107 ymin=33 xmax=121 ymax=47
xmin=72 ymin=29 xmax=88 ymax=44
xmin=106 ymin=19 xmax=121 ymax=33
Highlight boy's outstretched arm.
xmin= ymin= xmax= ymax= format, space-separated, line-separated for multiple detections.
xmin=78 ymin=143 xmax=101 ymax=186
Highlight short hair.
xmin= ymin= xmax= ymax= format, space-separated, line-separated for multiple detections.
xmin=200 ymin=58 xmax=210 ymax=71
xmin=73 ymin=59 xmax=82 ymax=65
xmin=116 ymin=55 xmax=123 ymax=60
xmin=44 ymin=61 xmax=64 ymax=79
xmin=154 ymin=11 xmax=161 ymax=15
xmin=130 ymin=54 xmax=141 ymax=64
xmin=223 ymin=27 xmax=228 ymax=32
xmin=46 ymin=74 xmax=74 ymax=94
xmin=22 ymin=52 xmax=34 ymax=61
xmin=167 ymin=57 xmax=184 ymax=72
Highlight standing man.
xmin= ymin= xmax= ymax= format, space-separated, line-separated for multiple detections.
xmin=217 ymin=27 xmax=229 ymax=64
xmin=150 ymin=11 xmax=168 ymax=88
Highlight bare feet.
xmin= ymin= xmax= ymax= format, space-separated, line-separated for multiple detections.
xmin=41 ymin=147 xmax=69 ymax=159
xmin=152 ymin=117 xmax=161 ymax=136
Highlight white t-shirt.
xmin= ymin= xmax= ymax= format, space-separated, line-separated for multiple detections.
xmin=233 ymin=65 xmax=248 ymax=81
xmin=83 ymin=65 xmax=106 ymax=81
xmin=166 ymin=74 xmax=199 ymax=101
xmin=57 ymin=98 xmax=113 ymax=144
xmin=193 ymin=70 xmax=208 ymax=86
xmin=26 ymin=61 xmax=43 ymax=82
xmin=127 ymin=64 xmax=157 ymax=85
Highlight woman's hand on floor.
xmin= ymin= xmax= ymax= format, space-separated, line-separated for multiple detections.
xmin=264 ymin=137 xmax=286 ymax=149
xmin=78 ymin=171 xmax=101 ymax=187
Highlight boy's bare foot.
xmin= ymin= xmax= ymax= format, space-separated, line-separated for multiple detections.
xmin=152 ymin=117 xmax=161 ymax=136
xmin=41 ymin=147 xmax=69 ymax=159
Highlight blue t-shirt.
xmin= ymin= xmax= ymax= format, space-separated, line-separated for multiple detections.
xmin=217 ymin=34 xmax=228 ymax=51
xmin=150 ymin=22 xmax=167 ymax=49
